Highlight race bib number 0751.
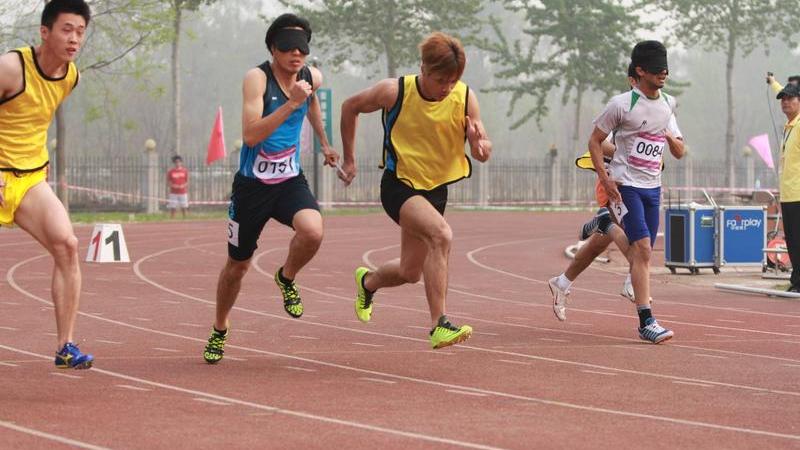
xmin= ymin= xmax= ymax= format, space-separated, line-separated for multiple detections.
xmin=253 ymin=147 xmax=299 ymax=184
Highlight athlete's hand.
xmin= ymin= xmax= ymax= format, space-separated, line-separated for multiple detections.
xmin=601 ymin=178 xmax=622 ymax=203
xmin=338 ymin=160 xmax=356 ymax=186
xmin=288 ymin=80 xmax=313 ymax=109
xmin=466 ymin=115 xmax=491 ymax=162
xmin=321 ymin=145 xmax=340 ymax=167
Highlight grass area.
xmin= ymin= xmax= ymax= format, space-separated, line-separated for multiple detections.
xmin=69 ymin=207 xmax=383 ymax=224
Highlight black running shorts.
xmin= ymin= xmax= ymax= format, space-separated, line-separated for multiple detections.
xmin=380 ymin=170 xmax=447 ymax=224
xmin=227 ymin=172 xmax=319 ymax=261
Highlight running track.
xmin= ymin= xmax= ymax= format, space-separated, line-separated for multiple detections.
xmin=1 ymin=211 xmax=799 ymax=449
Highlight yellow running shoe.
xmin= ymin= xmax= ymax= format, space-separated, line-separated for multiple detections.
xmin=203 ymin=327 xmax=228 ymax=364
xmin=354 ymin=266 xmax=374 ymax=323
xmin=429 ymin=315 xmax=472 ymax=349
xmin=275 ymin=268 xmax=303 ymax=318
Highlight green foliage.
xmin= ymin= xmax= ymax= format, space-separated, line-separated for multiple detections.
xmin=480 ymin=0 xmax=644 ymax=129
xmin=276 ymin=0 xmax=484 ymax=78
xmin=644 ymin=0 xmax=797 ymax=55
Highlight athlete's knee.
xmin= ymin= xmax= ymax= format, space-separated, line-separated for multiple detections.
xmin=427 ymin=222 xmax=452 ymax=249
xmin=296 ymin=224 xmax=323 ymax=247
xmin=51 ymin=234 xmax=79 ymax=262
xmin=630 ymin=240 xmax=652 ymax=262
xmin=223 ymin=259 xmax=250 ymax=281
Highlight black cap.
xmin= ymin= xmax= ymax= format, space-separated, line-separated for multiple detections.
xmin=777 ymin=83 xmax=800 ymax=99
xmin=265 ymin=13 xmax=311 ymax=51
xmin=631 ymin=40 xmax=668 ymax=73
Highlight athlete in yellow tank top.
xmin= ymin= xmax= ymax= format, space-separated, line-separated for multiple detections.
xmin=0 ymin=0 xmax=94 ymax=369
xmin=339 ymin=32 xmax=493 ymax=350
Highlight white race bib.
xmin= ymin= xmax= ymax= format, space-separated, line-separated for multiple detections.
xmin=628 ymin=132 xmax=665 ymax=175
xmin=610 ymin=200 xmax=628 ymax=222
xmin=253 ymin=147 xmax=299 ymax=184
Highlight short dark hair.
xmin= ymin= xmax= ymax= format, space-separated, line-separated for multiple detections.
xmin=172 ymin=155 xmax=183 ymax=163
xmin=265 ymin=13 xmax=311 ymax=50
xmin=789 ymin=75 xmax=800 ymax=85
xmin=627 ymin=62 xmax=638 ymax=80
xmin=41 ymin=0 xmax=91 ymax=29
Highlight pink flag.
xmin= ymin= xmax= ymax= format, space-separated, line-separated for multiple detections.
xmin=206 ymin=106 xmax=226 ymax=165
xmin=748 ymin=134 xmax=774 ymax=170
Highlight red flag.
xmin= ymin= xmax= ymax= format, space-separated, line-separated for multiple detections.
xmin=206 ymin=106 xmax=226 ymax=165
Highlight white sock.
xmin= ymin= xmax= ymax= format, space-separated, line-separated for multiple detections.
xmin=556 ymin=273 xmax=572 ymax=291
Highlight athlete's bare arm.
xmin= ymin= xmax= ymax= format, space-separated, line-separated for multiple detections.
xmin=306 ymin=66 xmax=339 ymax=167
xmin=589 ymin=126 xmax=621 ymax=203
xmin=601 ymin=140 xmax=615 ymax=158
xmin=338 ymin=78 xmax=398 ymax=185
xmin=0 ymin=52 xmax=23 ymax=103
xmin=665 ymin=131 xmax=684 ymax=159
xmin=466 ymin=89 xmax=492 ymax=162
xmin=241 ymin=67 xmax=311 ymax=146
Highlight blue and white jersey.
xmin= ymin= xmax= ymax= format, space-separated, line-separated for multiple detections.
xmin=238 ymin=63 xmax=312 ymax=184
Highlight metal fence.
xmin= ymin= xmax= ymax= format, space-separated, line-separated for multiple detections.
xmin=57 ymin=151 xmax=779 ymax=212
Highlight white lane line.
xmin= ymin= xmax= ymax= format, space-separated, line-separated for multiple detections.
xmin=446 ymin=390 xmax=488 ymax=397
xmin=694 ymin=354 xmax=729 ymax=359
xmin=353 ymin=342 xmax=383 ymax=347
xmin=194 ymin=398 xmax=233 ymax=406
xmin=783 ymin=364 xmax=800 ymax=369
xmin=407 ymin=325 xmax=429 ymax=330
xmin=539 ymin=338 xmax=570 ymax=343
xmin=0 ymin=419 xmax=110 ymax=450
xmin=0 ymin=362 xmax=19 ymax=367
xmin=116 ymin=384 xmax=152 ymax=392
xmin=569 ymin=323 xmax=593 ymax=327
xmin=153 ymin=347 xmax=180 ymax=353
xmin=705 ymin=334 xmax=737 ymax=338
xmin=12 ymin=254 xmax=800 ymax=443
xmin=133 ymin=317 xmax=152 ymax=322
xmin=0 ymin=302 xmax=20 ymax=306
xmin=497 ymin=359 xmax=531 ymax=366
xmin=0 ymin=326 xmax=18 ymax=331
xmin=716 ymin=319 xmax=745 ymax=324
xmin=581 ymin=370 xmax=617 ymax=376
xmin=316 ymin=300 xmax=336 ymax=304
xmin=226 ymin=356 xmax=247 ymax=361
xmin=96 ymin=339 xmax=123 ymax=345
xmin=783 ymin=341 xmax=800 ymax=345
xmin=237 ymin=329 xmax=257 ymax=334
xmin=473 ymin=332 xmax=499 ymax=336
xmin=50 ymin=372 xmax=82 ymax=379
xmin=44 ymin=332 xmax=57 ymax=336
xmin=284 ymin=366 xmax=316 ymax=373
xmin=178 ymin=322 xmax=202 ymax=328
xmin=673 ymin=381 xmax=715 ymax=388
xmin=289 ymin=335 xmax=320 ymax=340
xmin=359 ymin=377 xmax=397 ymax=385
xmin=120 ymin=296 xmax=137 ymax=300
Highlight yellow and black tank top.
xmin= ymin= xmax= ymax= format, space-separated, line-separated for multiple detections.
xmin=381 ymin=75 xmax=470 ymax=190
xmin=0 ymin=46 xmax=78 ymax=171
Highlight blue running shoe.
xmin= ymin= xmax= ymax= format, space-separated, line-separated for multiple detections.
xmin=55 ymin=342 xmax=94 ymax=369
xmin=579 ymin=208 xmax=612 ymax=241
xmin=638 ymin=318 xmax=674 ymax=344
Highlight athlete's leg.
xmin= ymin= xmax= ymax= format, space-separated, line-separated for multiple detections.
xmin=362 ymin=225 xmax=428 ymax=291
xmin=214 ymin=257 xmax=251 ymax=330
xmin=14 ymin=181 xmax=81 ymax=349
xmin=565 ymin=232 xmax=613 ymax=281
xmin=282 ymin=209 xmax=324 ymax=279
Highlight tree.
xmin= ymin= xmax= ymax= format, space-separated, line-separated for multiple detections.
xmin=649 ymin=0 xmax=798 ymax=188
xmin=277 ymin=0 xmax=484 ymax=78
xmin=480 ymin=0 xmax=643 ymax=201
xmin=49 ymin=0 xmax=171 ymax=207
xmin=164 ymin=0 xmax=220 ymax=156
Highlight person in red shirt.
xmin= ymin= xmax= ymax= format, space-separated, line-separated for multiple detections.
xmin=166 ymin=155 xmax=189 ymax=218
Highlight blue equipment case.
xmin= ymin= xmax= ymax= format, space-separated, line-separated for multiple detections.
xmin=716 ymin=206 xmax=767 ymax=268
xmin=664 ymin=204 xmax=719 ymax=275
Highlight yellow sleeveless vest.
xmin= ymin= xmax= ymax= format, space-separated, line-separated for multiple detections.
xmin=383 ymin=76 xmax=470 ymax=190
xmin=0 ymin=46 xmax=78 ymax=170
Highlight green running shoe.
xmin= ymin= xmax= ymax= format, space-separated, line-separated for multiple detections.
xmin=275 ymin=268 xmax=303 ymax=318
xmin=354 ymin=267 xmax=374 ymax=323
xmin=203 ymin=328 xmax=228 ymax=364
xmin=430 ymin=315 xmax=472 ymax=349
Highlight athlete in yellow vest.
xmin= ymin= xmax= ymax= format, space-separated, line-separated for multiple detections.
xmin=339 ymin=32 xmax=492 ymax=350
xmin=0 ymin=0 xmax=93 ymax=369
